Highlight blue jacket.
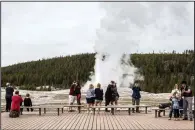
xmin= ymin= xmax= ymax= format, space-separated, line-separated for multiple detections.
xmin=132 ymin=86 xmax=141 ymax=99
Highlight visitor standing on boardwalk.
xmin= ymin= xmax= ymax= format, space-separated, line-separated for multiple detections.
xmin=86 ymin=84 xmax=95 ymax=113
xmin=105 ymin=81 xmax=115 ymax=112
xmin=68 ymin=81 xmax=77 ymax=111
xmin=181 ymin=81 xmax=193 ymax=121
xmin=171 ymin=92 xmax=180 ymax=121
xmin=75 ymin=81 xmax=81 ymax=111
xmin=130 ymin=81 xmax=141 ymax=113
xmin=95 ymin=83 xmax=103 ymax=114
xmin=110 ymin=82 xmax=119 ymax=106
xmin=169 ymin=84 xmax=181 ymax=120
xmin=5 ymin=82 xmax=14 ymax=112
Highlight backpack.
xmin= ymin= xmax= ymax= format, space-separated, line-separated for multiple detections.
xmin=9 ymin=110 xmax=20 ymax=118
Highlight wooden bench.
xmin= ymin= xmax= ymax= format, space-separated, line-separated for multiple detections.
xmin=153 ymin=108 xmax=167 ymax=118
xmin=20 ymin=106 xmax=41 ymax=115
xmin=133 ymin=105 xmax=151 ymax=114
xmin=91 ymin=105 xmax=136 ymax=115
xmin=63 ymin=105 xmax=85 ymax=113
xmin=40 ymin=105 xmax=64 ymax=116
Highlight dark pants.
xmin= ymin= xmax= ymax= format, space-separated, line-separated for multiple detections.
xmin=77 ymin=98 xmax=81 ymax=110
xmin=132 ymin=98 xmax=140 ymax=112
xmin=6 ymin=97 xmax=12 ymax=112
xmin=26 ymin=108 xmax=33 ymax=112
xmin=20 ymin=108 xmax=23 ymax=115
xmin=169 ymin=107 xmax=173 ymax=118
xmin=174 ymin=109 xmax=179 ymax=118
xmin=105 ymin=98 xmax=111 ymax=111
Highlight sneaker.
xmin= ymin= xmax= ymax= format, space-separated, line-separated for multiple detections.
xmin=168 ymin=118 xmax=171 ymax=120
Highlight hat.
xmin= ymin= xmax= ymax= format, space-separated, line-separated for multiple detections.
xmin=111 ymin=81 xmax=115 ymax=84
xmin=6 ymin=83 xmax=10 ymax=86
xmin=181 ymin=81 xmax=187 ymax=84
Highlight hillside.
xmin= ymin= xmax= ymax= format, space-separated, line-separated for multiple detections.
xmin=1 ymin=50 xmax=194 ymax=93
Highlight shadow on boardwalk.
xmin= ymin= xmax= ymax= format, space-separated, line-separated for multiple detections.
xmin=1 ymin=111 xmax=194 ymax=130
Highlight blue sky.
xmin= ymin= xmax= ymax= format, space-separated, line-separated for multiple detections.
xmin=2 ymin=2 xmax=194 ymax=67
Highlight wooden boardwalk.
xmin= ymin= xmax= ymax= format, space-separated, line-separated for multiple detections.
xmin=1 ymin=111 xmax=194 ymax=130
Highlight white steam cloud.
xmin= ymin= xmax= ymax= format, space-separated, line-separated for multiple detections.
xmin=83 ymin=2 xmax=193 ymax=91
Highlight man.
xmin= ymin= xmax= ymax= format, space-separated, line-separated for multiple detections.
xmin=105 ymin=81 xmax=115 ymax=112
xmin=5 ymin=83 xmax=14 ymax=112
xmin=75 ymin=81 xmax=81 ymax=111
xmin=181 ymin=81 xmax=193 ymax=121
xmin=131 ymin=81 xmax=141 ymax=113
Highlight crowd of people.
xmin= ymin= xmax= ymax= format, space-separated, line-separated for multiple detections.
xmin=5 ymin=83 xmax=33 ymax=118
xmin=4 ymin=80 xmax=193 ymax=121
xmin=158 ymin=81 xmax=193 ymax=121
xmin=69 ymin=80 xmax=142 ymax=114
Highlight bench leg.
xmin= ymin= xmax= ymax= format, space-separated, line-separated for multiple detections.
xmin=39 ymin=108 xmax=41 ymax=116
xmin=62 ymin=108 xmax=64 ymax=113
xmin=111 ymin=108 xmax=114 ymax=115
xmin=44 ymin=108 xmax=46 ymax=114
xmin=163 ymin=110 xmax=165 ymax=116
xmin=145 ymin=107 xmax=147 ymax=114
xmin=128 ymin=108 xmax=131 ymax=115
xmin=93 ymin=108 xmax=95 ymax=115
xmin=57 ymin=108 xmax=59 ymax=116
xmin=155 ymin=110 xmax=157 ymax=118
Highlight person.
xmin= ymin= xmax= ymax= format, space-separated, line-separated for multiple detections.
xmin=158 ymin=102 xmax=171 ymax=117
xmin=75 ymin=81 xmax=81 ymax=111
xmin=105 ymin=81 xmax=115 ymax=112
xmin=131 ymin=81 xmax=141 ymax=113
xmin=110 ymin=82 xmax=119 ymax=106
xmin=169 ymin=84 xmax=181 ymax=120
xmin=24 ymin=93 xmax=33 ymax=112
xmin=5 ymin=82 xmax=14 ymax=112
xmin=19 ymin=95 xmax=23 ymax=115
xmin=86 ymin=84 xmax=95 ymax=113
xmin=95 ymin=83 xmax=104 ymax=114
xmin=172 ymin=92 xmax=180 ymax=121
xmin=10 ymin=91 xmax=23 ymax=118
xmin=68 ymin=82 xmax=77 ymax=112
xmin=181 ymin=81 xmax=193 ymax=121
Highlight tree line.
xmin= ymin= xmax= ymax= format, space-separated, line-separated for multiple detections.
xmin=1 ymin=50 xmax=194 ymax=93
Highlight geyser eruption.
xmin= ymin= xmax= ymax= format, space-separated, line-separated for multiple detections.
xmin=83 ymin=2 xmax=193 ymax=91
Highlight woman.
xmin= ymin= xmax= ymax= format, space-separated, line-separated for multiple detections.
xmin=95 ymin=83 xmax=103 ymax=114
xmin=75 ymin=81 xmax=81 ymax=111
xmin=169 ymin=84 xmax=181 ymax=120
xmin=86 ymin=84 xmax=95 ymax=113
xmin=68 ymin=82 xmax=76 ymax=112
xmin=110 ymin=82 xmax=119 ymax=106
xmin=10 ymin=91 xmax=23 ymax=118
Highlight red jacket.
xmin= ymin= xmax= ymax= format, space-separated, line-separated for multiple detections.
xmin=11 ymin=95 xmax=23 ymax=111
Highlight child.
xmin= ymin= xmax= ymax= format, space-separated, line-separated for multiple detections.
xmin=86 ymin=84 xmax=95 ymax=113
xmin=95 ymin=83 xmax=103 ymax=114
xmin=171 ymin=92 xmax=180 ymax=121
xmin=19 ymin=95 xmax=23 ymax=115
xmin=24 ymin=93 xmax=33 ymax=112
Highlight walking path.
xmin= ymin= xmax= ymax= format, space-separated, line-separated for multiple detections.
xmin=1 ymin=111 xmax=193 ymax=130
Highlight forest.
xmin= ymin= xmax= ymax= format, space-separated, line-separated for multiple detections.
xmin=1 ymin=50 xmax=194 ymax=93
